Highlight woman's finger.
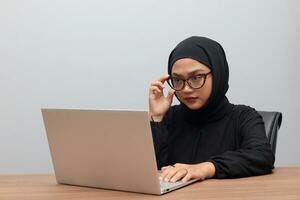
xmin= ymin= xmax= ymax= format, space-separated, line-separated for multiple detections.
xmin=158 ymin=75 xmax=170 ymax=84
xmin=162 ymin=167 xmax=178 ymax=182
xmin=181 ymin=171 xmax=193 ymax=182
xmin=149 ymin=86 xmax=162 ymax=95
xmin=150 ymin=80 xmax=165 ymax=89
xmin=160 ymin=166 xmax=174 ymax=181
xmin=161 ymin=166 xmax=169 ymax=171
xmin=170 ymin=168 xmax=188 ymax=183
xmin=166 ymin=89 xmax=175 ymax=103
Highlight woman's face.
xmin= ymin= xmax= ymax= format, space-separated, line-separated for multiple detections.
xmin=171 ymin=58 xmax=212 ymax=110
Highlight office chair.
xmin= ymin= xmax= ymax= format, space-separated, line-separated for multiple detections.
xmin=258 ymin=111 xmax=282 ymax=155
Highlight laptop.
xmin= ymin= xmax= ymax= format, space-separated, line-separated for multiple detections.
xmin=41 ymin=109 xmax=198 ymax=195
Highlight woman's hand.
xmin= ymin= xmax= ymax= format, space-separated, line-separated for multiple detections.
xmin=159 ymin=162 xmax=216 ymax=182
xmin=149 ymin=75 xmax=175 ymax=122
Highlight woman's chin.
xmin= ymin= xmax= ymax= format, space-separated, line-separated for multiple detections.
xmin=184 ymin=101 xmax=204 ymax=110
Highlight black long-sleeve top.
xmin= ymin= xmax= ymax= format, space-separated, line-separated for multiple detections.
xmin=150 ymin=103 xmax=275 ymax=178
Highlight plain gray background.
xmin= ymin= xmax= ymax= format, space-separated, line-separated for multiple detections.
xmin=0 ymin=0 xmax=299 ymax=173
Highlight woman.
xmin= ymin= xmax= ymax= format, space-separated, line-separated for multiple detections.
xmin=148 ymin=36 xmax=274 ymax=183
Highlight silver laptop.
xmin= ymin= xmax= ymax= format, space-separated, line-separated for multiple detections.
xmin=41 ymin=109 xmax=198 ymax=195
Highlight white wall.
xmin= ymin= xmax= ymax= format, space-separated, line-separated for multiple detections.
xmin=0 ymin=0 xmax=299 ymax=173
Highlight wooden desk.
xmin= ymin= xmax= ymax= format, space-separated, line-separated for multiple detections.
xmin=1 ymin=167 xmax=299 ymax=200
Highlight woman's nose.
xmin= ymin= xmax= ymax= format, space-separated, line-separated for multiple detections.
xmin=182 ymin=81 xmax=193 ymax=93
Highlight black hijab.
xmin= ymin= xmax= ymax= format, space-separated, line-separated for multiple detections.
xmin=168 ymin=36 xmax=231 ymax=124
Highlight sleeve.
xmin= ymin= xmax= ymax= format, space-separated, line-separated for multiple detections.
xmin=150 ymin=108 xmax=175 ymax=169
xmin=209 ymin=107 xmax=275 ymax=178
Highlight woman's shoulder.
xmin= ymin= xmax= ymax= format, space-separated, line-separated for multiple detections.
xmin=231 ymin=104 xmax=259 ymax=113
xmin=230 ymin=103 xmax=263 ymax=122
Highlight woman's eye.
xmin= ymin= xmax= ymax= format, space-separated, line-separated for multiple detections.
xmin=191 ymin=76 xmax=202 ymax=81
xmin=172 ymin=78 xmax=181 ymax=83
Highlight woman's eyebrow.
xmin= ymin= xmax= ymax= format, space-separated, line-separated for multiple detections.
xmin=172 ymin=69 xmax=206 ymax=77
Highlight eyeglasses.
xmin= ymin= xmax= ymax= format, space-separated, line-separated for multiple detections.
xmin=167 ymin=72 xmax=211 ymax=91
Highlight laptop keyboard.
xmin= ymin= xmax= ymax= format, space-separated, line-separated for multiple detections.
xmin=160 ymin=180 xmax=185 ymax=190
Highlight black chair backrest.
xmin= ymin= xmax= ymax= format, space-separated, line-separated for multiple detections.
xmin=258 ymin=111 xmax=282 ymax=155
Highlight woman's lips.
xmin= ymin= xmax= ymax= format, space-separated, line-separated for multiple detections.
xmin=184 ymin=97 xmax=198 ymax=103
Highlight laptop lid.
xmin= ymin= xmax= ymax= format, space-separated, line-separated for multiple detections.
xmin=42 ymin=109 xmax=162 ymax=194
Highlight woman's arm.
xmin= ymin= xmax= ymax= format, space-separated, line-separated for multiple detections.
xmin=148 ymin=75 xmax=175 ymax=169
xmin=209 ymin=107 xmax=275 ymax=178
xmin=150 ymin=106 xmax=179 ymax=169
